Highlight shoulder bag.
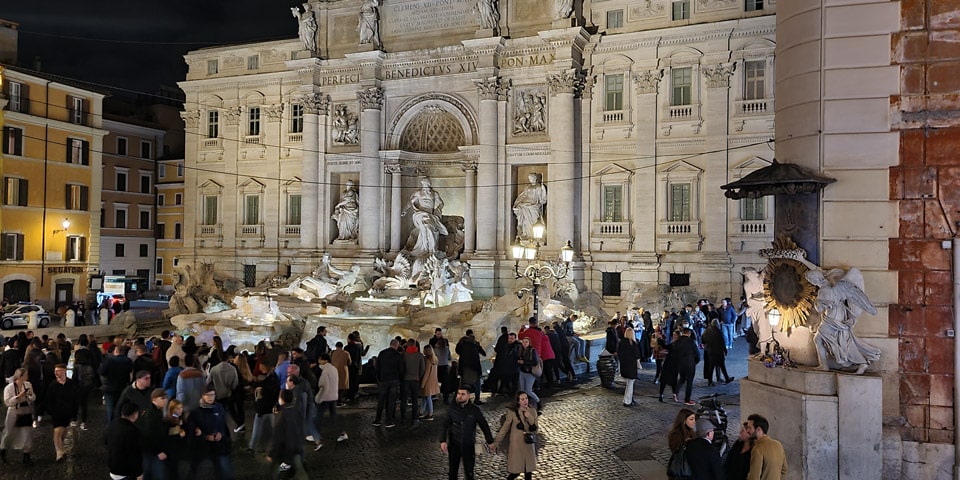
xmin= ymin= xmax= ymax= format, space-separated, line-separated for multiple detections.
xmin=666 ymin=443 xmax=693 ymax=480
xmin=530 ymin=358 xmax=543 ymax=378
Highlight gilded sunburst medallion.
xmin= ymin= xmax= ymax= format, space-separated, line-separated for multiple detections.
xmin=761 ymin=236 xmax=816 ymax=331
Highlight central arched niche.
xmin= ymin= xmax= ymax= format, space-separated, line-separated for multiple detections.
xmin=387 ymin=93 xmax=478 ymax=151
xmin=399 ymin=105 xmax=466 ymax=153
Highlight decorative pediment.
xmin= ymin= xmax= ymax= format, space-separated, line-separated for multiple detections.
xmin=595 ymin=163 xmax=634 ymax=181
xmin=238 ymin=178 xmax=266 ymax=193
xmin=731 ymin=156 xmax=773 ymax=179
xmin=198 ymin=179 xmax=223 ymax=195
xmin=661 ymin=160 xmax=703 ymax=180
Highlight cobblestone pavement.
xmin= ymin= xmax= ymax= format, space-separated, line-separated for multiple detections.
xmin=0 ymin=336 xmax=751 ymax=479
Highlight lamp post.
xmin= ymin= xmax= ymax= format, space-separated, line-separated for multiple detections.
xmin=511 ymin=220 xmax=575 ymax=323
xmin=52 ymin=218 xmax=70 ymax=235
xmin=766 ymin=307 xmax=781 ymax=356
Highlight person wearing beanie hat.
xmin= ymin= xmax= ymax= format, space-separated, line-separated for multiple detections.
xmin=186 ymin=383 xmax=233 ymax=478
xmin=685 ymin=418 xmax=724 ymax=480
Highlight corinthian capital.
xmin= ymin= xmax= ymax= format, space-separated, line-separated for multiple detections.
xmin=547 ymin=69 xmax=585 ymax=97
xmin=263 ymin=104 xmax=284 ymax=122
xmin=634 ymin=69 xmax=663 ymax=94
xmin=221 ymin=107 xmax=242 ymax=126
xmin=301 ymin=93 xmax=330 ymax=115
xmin=357 ymin=87 xmax=384 ymax=110
xmin=180 ymin=109 xmax=201 ymax=129
xmin=475 ymin=77 xmax=503 ymax=101
xmin=704 ymin=63 xmax=736 ymax=88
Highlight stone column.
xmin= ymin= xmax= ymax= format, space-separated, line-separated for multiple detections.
xmin=546 ymin=69 xmax=582 ymax=249
xmin=387 ymin=164 xmax=403 ymax=252
xmin=357 ymin=87 xmax=384 ymax=251
xmin=300 ymin=94 xmax=326 ymax=250
xmin=462 ymin=162 xmax=477 ymax=253
xmin=473 ymin=77 xmax=504 ymax=253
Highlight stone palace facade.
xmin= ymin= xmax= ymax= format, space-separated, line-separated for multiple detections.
xmin=178 ymin=0 xmax=777 ymax=299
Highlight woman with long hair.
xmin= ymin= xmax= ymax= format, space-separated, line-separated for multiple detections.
xmin=419 ymin=345 xmax=440 ymax=420
xmin=1 ymin=368 xmax=36 ymax=465
xmin=494 ymin=391 xmax=539 ymax=479
xmin=667 ymin=408 xmax=697 ymax=453
xmin=22 ymin=339 xmax=44 ymax=426
xmin=618 ymin=327 xmax=642 ymax=407
xmin=231 ymin=352 xmax=254 ymax=433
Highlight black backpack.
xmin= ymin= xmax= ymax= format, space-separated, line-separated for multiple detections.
xmin=76 ymin=364 xmax=97 ymax=389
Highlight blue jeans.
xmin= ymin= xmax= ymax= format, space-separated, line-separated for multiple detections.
xmin=421 ymin=395 xmax=434 ymax=416
xmin=249 ymin=413 xmax=274 ymax=452
xmin=518 ymin=372 xmax=540 ymax=407
xmin=191 ymin=453 xmax=234 ymax=480
xmin=722 ymin=323 xmax=736 ymax=349
xmin=568 ymin=336 xmax=586 ymax=358
xmin=143 ymin=452 xmax=166 ymax=480
xmin=104 ymin=392 xmax=119 ymax=425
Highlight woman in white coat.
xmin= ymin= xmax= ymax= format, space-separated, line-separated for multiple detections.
xmin=1 ymin=368 xmax=36 ymax=465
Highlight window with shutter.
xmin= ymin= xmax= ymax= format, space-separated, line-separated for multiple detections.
xmin=2 ymin=127 xmax=23 ymax=156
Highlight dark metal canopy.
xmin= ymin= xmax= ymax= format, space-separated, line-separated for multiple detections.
xmin=720 ymin=159 xmax=837 ymax=199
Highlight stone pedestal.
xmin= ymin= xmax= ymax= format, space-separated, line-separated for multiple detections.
xmin=741 ymin=360 xmax=882 ymax=480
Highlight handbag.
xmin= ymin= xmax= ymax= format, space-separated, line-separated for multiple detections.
xmin=531 ymin=358 xmax=543 ymax=378
xmin=523 ymin=432 xmax=538 ymax=444
xmin=14 ymin=413 xmax=32 ymax=427
xmin=666 ymin=444 xmax=693 ymax=480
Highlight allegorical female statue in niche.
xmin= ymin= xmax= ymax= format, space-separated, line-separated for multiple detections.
xmin=290 ymin=4 xmax=318 ymax=54
xmin=331 ymin=180 xmax=359 ymax=241
xmin=513 ymin=173 xmax=547 ymax=241
xmin=358 ymin=0 xmax=382 ymax=49
xmin=402 ymin=177 xmax=448 ymax=256
xmin=475 ymin=0 xmax=499 ymax=31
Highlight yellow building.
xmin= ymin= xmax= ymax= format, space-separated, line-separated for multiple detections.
xmin=0 ymin=64 xmax=106 ymax=308
xmin=155 ymin=156 xmax=184 ymax=292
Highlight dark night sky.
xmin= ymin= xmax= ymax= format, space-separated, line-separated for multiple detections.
xmin=0 ymin=0 xmax=305 ymax=100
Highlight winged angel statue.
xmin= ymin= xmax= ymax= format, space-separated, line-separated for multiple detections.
xmin=805 ymin=267 xmax=881 ymax=374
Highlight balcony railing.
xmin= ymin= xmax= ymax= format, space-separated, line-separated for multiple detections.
xmin=735 ymin=221 xmax=770 ymax=235
xmin=239 ymin=224 xmax=262 ymax=236
xmin=286 ymin=133 xmax=303 ymax=143
xmin=735 ymin=98 xmax=773 ymax=115
xmin=602 ymin=110 xmax=626 ymax=123
xmin=199 ymin=224 xmax=221 ymax=237
xmin=659 ymin=220 xmax=700 ymax=236
xmin=202 ymin=138 xmax=221 ymax=149
xmin=594 ymin=221 xmax=630 ymax=236
xmin=242 ymin=135 xmax=262 ymax=145
xmin=282 ymin=225 xmax=301 ymax=236
xmin=668 ymin=105 xmax=694 ymax=119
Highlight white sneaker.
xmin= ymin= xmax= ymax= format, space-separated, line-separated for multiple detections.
xmin=305 ymin=435 xmax=316 ymax=442
xmin=233 ymin=425 xmax=245 ymax=433
xmin=337 ymin=433 xmax=348 ymax=442
xmin=70 ymin=421 xmax=77 ymax=427
xmin=80 ymin=423 xmax=88 ymax=431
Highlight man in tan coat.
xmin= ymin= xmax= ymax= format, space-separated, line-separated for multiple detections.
xmin=746 ymin=413 xmax=788 ymax=480
xmin=329 ymin=342 xmax=351 ymax=406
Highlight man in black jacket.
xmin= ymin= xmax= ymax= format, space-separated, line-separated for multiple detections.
xmin=139 ymin=388 xmax=170 ymax=479
xmin=0 ymin=337 xmax=21 ymax=383
xmin=455 ymin=330 xmax=486 ymax=404
xmin=686 ymin=418 xmax=725 ymax=480
xmin=373 ymin=339 xmax=405 ymax=428
xmin=107 ymin=402 xmax=143 ymax=480
xmin=439 ymin=386 xmax=495 ymax=480
xmin=249 ymin=358 xmax=280 ymax=454
xmin=188 ymin=385 xmax=233 ymax=479
xmin=99 ymin=345 xmax=133 ymax=425
xmin=305 ymin=326 xmax=330 ymax=364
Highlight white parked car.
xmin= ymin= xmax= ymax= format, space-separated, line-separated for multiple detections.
xmin=1 ymin=303 xmax=51 ymax=330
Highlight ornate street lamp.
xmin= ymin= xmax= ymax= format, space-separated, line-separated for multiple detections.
xmin=511 ymin=223 xmax=574 ymax=324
